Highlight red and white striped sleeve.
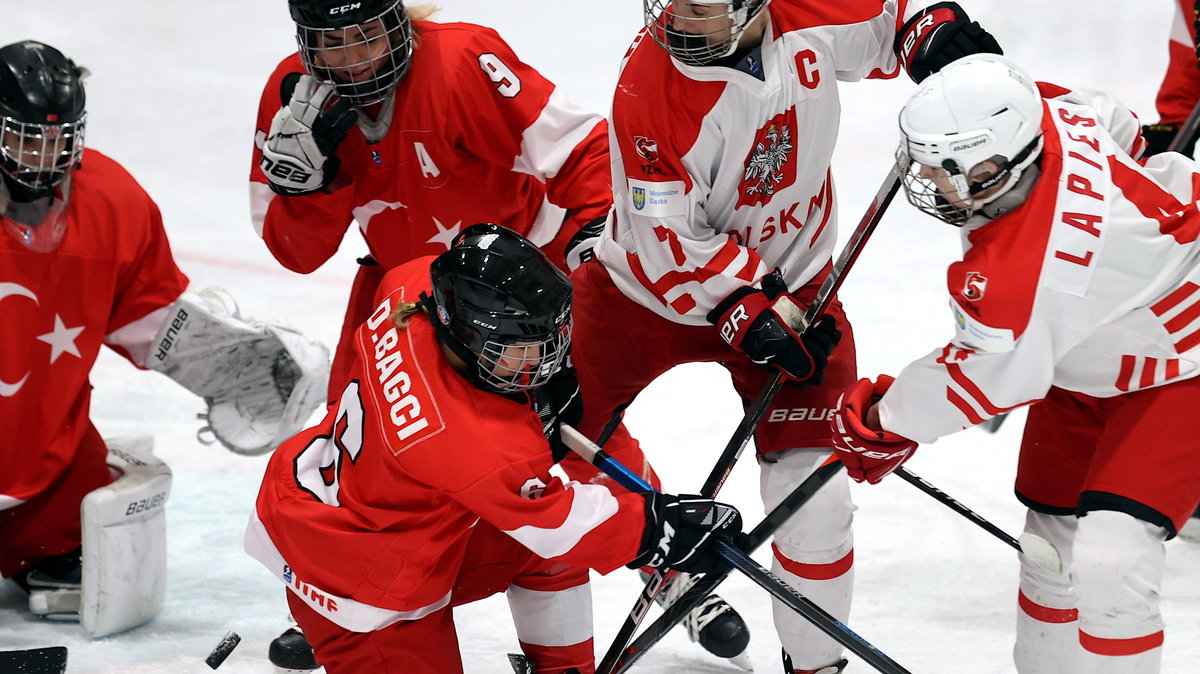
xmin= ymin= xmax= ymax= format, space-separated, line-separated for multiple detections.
xmin=1154 ymin=0 xmax=1200 ymax=125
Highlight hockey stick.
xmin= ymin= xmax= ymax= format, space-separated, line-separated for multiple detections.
xmin=596 ymin=166 xmax=903 ymax=673
xmin=596 ymin=166 xmax=902 ymax=673
xmin=893 ymin=467 xmax=1062 ymax=573
xmin=611 ymin=454 xmax=845 ymax=673
xmin=699 ymin=163 xmax=903 ymax=498
xmin=564 ymin=426 xmax=911 ymax=674
xmin=1168 ymin=97 xmax=1200 ymax=154
xmin=978 ymin=413 xmax=1008 ymax=433
xmin=0 ymin=647 xmax=68 ymax=674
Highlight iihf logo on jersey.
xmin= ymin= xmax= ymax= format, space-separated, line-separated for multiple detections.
xmin=961 ymin=271 xmax=988 ymax=301
xmin=737 ymin=107 xmax=798 ymax=209
xmin=282 ymin=565 xmax=294 ymax=583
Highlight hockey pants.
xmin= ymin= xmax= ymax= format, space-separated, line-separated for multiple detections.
xmin=288 ymin=521 xmax=594 ymax=674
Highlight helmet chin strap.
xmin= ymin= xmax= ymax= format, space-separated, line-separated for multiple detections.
xmin=978 ymin=163 xmax=1041 ymax=220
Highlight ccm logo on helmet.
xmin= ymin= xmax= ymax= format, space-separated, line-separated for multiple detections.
xmin=329 ymin=2 xmax=362 ymax=15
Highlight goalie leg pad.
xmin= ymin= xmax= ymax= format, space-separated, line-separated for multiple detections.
xmin=79 ymin=436 xmax=171 ymax=637
xmin=148 ymin=289 xmax=330 ymax=455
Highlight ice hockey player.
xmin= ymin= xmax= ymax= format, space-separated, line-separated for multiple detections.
xmin=831 ymin=53 xmax=1200 ymax=673
xmin=0 ymin=40 xmax=328 ymax=638
xmin=564 ymin=1 xmax=1002 ymax=671
xmin=244 ymin=223 xmax=744 ymax=674
xmin=250 ymin=0 xmax=611 ymax=406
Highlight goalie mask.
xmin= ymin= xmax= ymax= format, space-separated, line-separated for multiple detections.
xmin=897 ymin=53 xmax=1044 ymax=226
xmin=644 ymin=0 xmax=772 ymax=66
xmin=288 ymin=0 xmax=414 ymax=107
xmin=0 ymin=41 xmax=87 ymax=252
xmin=428 ymin=223 xmax=572 ymax=394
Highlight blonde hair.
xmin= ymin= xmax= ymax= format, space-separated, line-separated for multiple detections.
xmin=407 ymin=3 xmax=438 ymax=21
xmin=390 ymin=301 xmax=426 ymax=330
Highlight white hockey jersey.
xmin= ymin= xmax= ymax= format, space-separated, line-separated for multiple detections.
xmin=880 ymin=83 xmax=1200 ymax=444
xmin=596 ymin=1 xmax=907 ymax=324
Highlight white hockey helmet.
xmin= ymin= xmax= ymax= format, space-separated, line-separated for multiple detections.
xmin=897 ymin=53 xmax=1045 ymax=225
xmin=644 ymin=0 xmax=772 ymax=66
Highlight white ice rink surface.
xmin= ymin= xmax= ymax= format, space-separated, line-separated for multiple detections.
xmin=4 ymin=1 xmax=1198 ymax=672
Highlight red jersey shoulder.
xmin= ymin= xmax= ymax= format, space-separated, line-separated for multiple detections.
xmin=70 ymin=149 xmax=173 ymax=260
xmin=769 ymin=0 xmax=891 ymax=32
xmin=407 ymin=21 xmax=521 ymax=87
xmin=613 ymin=38 xmax=724 ymax=182
xmin=263 ymin=54 xmax=306 ymax=108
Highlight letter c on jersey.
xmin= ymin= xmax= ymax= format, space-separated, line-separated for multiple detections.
xmin=0 ymin=282 xmax=38 ymax=396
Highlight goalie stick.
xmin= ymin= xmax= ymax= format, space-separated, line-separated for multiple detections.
xmin=0 ymin=647 xmax=68 ymax=674
xmin=596 ymin=165 xmax=904 ymax=674
xmin=563 ymin=426 xmax=911 ymax=674
xmin=893 ymin=467 xmax=1062 ymax=573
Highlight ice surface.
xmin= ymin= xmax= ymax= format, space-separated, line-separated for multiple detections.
xmin=4 ymin=1 xmax=1197 ymax=672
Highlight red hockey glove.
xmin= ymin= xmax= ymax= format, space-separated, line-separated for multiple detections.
xmin=708 ymin=270 xmax=842 ymax=385
xmin=895 ymin=2 xmax=1003 ymax=83
xmin=831 ymin=376 xmax=918 ymax=484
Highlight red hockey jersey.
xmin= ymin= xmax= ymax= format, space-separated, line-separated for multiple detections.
xmin=246 ymin=259 xmax=647 ymax=632
xmin=249 ymin=21 xmax=611 ymax=273
xmin=0 ymin=149 xmax=188 ymax=508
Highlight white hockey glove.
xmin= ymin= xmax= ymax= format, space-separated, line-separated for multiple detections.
xmin=148 ymin=289 xmax=330 ymax=455
xmin=259 ymin=73 xmax=357 ymax=196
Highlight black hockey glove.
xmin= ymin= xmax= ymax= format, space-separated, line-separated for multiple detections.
xmin=895 ymin=2 xmax=1003 ymax=83
xmin=564 ymin=216 xmax=606 ymax=272
xmin=628 ymin=493 xmax=743 ymax=575
xmin=708 ymin=269 xmax=842 ymax=386
xmin=532 ymin=358 xmax=583 ymax=463
xmin=259 ymin=72 xmax=358 ymax=196
xmin=1141 ymin=122 xmax=1197 ymax=158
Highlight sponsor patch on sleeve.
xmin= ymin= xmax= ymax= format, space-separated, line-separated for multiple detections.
xmin=951 ymin=300 xmax=1015 ymax=353
xmin=627 ymin=178 xmax=687 ymax=218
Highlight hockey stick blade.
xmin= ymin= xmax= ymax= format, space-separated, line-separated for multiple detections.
xmin=893 ymin=468 xmax=1062 ymax=573
xmin=0 ymin=647 xmax=69 ymax=674
xmin=563 ymin=427 xmax=911 ymax=673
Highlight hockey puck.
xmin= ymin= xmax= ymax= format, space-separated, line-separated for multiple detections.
xmin=205 ymin=630 xmax=242 ymax=669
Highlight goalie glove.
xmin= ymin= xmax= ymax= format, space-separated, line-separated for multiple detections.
xmin=708 ymin=269 xmax=841 ymax=385
xmin=259 ymin=73 xmax=358 ymax=196
xmin=831 ymin=375 xmax=918 ymax=484
xmin=148 ymin=289 xmax=330 ymax=455
xmin=896 ymin=2 xmax=1003 ymax=83
xmin=629 ymin=493 xmax=743 ymax=575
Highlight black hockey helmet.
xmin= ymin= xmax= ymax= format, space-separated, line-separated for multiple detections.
xmin=0 ymin=40 xmax=87 ymax=251
xmin=287 ymin=0 xmax=413 ymax=107
xmin=427 ymin=223 xmax=572 ymax=393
